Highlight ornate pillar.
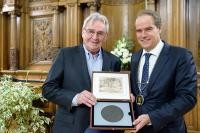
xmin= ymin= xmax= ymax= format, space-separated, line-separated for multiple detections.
xmin=1 ymin=0 xmax=21 ymax=70
xmin=9 ymin=11 xmax=18 ymax=70
xmin=52 ymin=6 xmax=60 ymax=56
xmin=52 ymin=5 xmax=65 ymax=55
xmin=64 ymin=2 xmax=80 ymax=46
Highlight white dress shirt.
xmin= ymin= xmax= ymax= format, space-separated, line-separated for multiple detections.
xmin=138 ymin=40 xmax=164 ymax=84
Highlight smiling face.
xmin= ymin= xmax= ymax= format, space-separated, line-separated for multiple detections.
xmin=82 ymin=20 xmax=107 ymax=55
xmin=135 ymin=15 xmax=161 ymax=51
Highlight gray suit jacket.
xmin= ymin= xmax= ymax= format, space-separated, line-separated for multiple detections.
xmin=130 ymin=41 xmax=197 ymax=133
xmin=42 ymin=45 xmax=121 ymax=133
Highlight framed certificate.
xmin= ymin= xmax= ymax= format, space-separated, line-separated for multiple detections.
xmin=90 ymin=72 xmax=135 ymax=130
xmin=92 ymin=72 xmax=130 ymax=100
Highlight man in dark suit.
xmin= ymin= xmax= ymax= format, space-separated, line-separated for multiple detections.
xmin=130 ymin=10 xmax=197 ymax=133
xmin=42 ymin=12 xmax=122 ymax=133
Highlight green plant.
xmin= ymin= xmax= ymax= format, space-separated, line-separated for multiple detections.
xmin=0 ymin=75 xmax=51 ymax=133
xmin=111 ymin=36 xmax=133 ymax=70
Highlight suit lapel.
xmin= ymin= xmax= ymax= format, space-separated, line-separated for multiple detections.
xmin=147 ymin=44 xmax=170 ymax=93
xmin=102 ymin=50 xmax=112 ymax=71
xmin=131 ymin=50 xmax=143 ymax=94
xmin=76 ymin=45 xmax=91 ymax=88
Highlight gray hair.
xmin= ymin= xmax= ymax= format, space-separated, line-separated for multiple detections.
xmin=82 ymin=12 xmax=109 ymax=33
xmin=136 ymin=10 xmax=162 ymax=29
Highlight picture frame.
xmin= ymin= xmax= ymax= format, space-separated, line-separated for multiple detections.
xmin=90 ymin=101 xmax=134 ymax=130
xmin=92 ymin=72 xmax=130 ymax=100
xmin=90 ymin=72 xmax=135 ymax=130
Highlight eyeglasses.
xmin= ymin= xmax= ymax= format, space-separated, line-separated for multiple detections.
xmin=84 ymin=28 xmax=106 ymax=39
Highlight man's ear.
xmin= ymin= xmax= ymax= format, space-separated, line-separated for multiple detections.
xmin=81 ymin=29 xmax=85 ymax=38
xmin=159 ymin=25 xmax=162 ymax=34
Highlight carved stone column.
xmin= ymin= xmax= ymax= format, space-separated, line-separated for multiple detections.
xmin=1 ymin=0 xmax=21 ymax=70
xmin=52 ymin=5 xmax=65 ymax=56
xmin=9 ymin=11 xmax=18 ymax=70
xmin=52 ymin=6 xmax=60 ymax=56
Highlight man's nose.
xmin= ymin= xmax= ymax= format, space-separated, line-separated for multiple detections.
xmin=92 ymin=32 xmax=99 ymax=39
xmin=141 ymin=31 xmax=147 ymax=37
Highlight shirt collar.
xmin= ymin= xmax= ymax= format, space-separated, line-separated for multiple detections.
xmin=83 ymin=44 xmax=102 ymax=60
xmin=142 ymin=40 xmax=164 ymax=57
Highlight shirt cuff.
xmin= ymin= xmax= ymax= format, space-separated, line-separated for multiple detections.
xmin=72 ymin=94 xmax=79 ymax=106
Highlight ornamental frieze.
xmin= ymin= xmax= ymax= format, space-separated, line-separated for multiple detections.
xmin=101 ymin=0 xmax=144 ymax=5
xmin=29 ymin=5 xmax=53 ymax=11
xmin=32 ymin=18 xmax=54 ymax=62
xmin=9 ymin=49 xmax=18 ymax=70
xmin=29 ymin=0 xmax=58 ymax=2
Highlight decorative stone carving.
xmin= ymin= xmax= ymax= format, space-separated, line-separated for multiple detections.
xmin=2 ymin=0 xmax=21 ymax=13
xmin=87 ymin=2 xmax=97 ymax=12
xmin=9 ymin=49 xmax=18 ymax=70
xmin=67 ymin=3 xmax=76 ymax=7
xmin=32 ymin=18 xmax=54 ymax=62
xmin=29 ymin=5 xmax=52 ymax=12
xmin=101 ymin=0 xmax=143 ymax=5
xmin=87 ymin=0 xmax=101 ymax=10
xmin=3 ymin=0 xmax=15 ymax=4
xmin=145 ymin=0 xmax=155 ymax=10
xmin=29 ymin=0 xmax=57 ymax=2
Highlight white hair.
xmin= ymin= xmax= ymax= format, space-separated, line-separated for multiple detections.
xmin=82 ymin=12 xmax=109 ymax=33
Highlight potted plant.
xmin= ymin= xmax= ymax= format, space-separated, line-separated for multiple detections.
xmin=0 ymin=75 xmax=51 ymax=133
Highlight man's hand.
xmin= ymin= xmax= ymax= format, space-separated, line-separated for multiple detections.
xmin=77 ymin=90 xmax=96 ymax=107
xmin=133 ymin=114 xmax=151 ymax=132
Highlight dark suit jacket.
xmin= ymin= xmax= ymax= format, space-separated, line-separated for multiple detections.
xmin=130 ymin=41 xmax=197 ymax=133
xmin=42 ymin=45 xmax=121 ymax=133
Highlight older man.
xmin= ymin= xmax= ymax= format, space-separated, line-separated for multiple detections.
xmin=42 ymin=12 xmax=122 ymax=133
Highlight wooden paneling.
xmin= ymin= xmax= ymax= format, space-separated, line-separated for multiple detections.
xmin=185 ymin=0 xmax=200 ymax=71
xmin=0 ymin=13 xmax=9 ymax=70
xmin=157 ymin=0 xmax=200 ymax=71
xmin=157 ymin=0 xmax=186 ymax=47
xmin=100 ymin=0 xmax=145 ymax=52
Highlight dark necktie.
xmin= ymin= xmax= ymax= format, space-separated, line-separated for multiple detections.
xmin=140 ymin=53 xmax=151 ymax=92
